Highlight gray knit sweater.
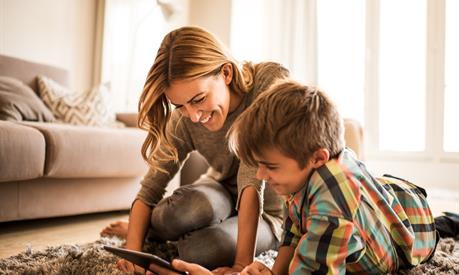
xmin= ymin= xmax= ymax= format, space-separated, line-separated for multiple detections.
xmin=136 ymin=62 xmax=289 ymax=240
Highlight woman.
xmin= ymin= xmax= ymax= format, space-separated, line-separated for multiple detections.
xmin=103 ymin=26 xmax=288 ymax=273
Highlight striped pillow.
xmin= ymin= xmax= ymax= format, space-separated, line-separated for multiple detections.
xmin=37 ymin=75 xmax=122 ymax=127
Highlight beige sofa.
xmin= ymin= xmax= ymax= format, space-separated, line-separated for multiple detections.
xmin=0 ymin=54 xmax=148 ymax=222
xmin=0 ymin=54 xmax=364 ymax=223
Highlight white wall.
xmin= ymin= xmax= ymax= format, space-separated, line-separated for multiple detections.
xmin=0 ymin=0 xmax=96 ymax=91
xmin=187 ymin=0 xmax=231 ymax=46
xmin=0 ymin=0 xmax=225 ymax=91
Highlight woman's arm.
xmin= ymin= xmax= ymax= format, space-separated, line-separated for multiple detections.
xmin=233 ymin=185 xmax=260 ymax=269
xmin=117 ymin=199 xmax=153 ymax=273
xmin=212 ymin=184 xmax=263 ymax=274
xmin=125 ymin=199 xmax=153 ymax=250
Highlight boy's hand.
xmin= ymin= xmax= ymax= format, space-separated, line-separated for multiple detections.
xmin=146 ymin=259 xmax=213 ymax=275
xmin=241 ymin=261 xmax=274 ymax=275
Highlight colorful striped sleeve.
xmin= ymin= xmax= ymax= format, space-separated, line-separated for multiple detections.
xmin=281 ymin=214 xmax=302 ymax=248
xmin=289 ymin=215 xmax=365 ymax=275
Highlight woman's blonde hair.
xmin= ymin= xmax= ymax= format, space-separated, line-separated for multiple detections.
xmin=138 ymin=26 xmax=254 ymax=172
xmin=228 ymin=80 xmax=344 ymax=169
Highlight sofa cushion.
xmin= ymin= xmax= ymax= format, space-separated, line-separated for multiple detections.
xmin=0 ymin=121 xmax=46 ymax=182
xmin=0 ymin=76 xmax=56 ymax=122
xmin=37 ymin=76 xmax=121 ymax=127
xmin=20 ymin=122 xmax=147 ymax=178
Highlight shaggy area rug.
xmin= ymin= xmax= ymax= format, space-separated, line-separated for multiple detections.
xmin=0 ymin=237 xmax=458 ymax=274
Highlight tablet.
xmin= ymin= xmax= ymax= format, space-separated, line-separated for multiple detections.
xmin=104 ymin=245 xmax=186 ymax=274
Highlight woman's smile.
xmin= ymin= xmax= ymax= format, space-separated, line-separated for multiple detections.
xmin=165 ymin=70 xmax=235 ymax=132
xmin=199 ymin=111 xmax=213 ymax=124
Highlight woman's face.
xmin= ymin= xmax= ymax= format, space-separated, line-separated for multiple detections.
xmin=165 ymin=64 xmax=242 ymax=132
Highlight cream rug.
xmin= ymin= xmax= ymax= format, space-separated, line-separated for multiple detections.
xmin=0 ymin=237 xmax=458 ymax=274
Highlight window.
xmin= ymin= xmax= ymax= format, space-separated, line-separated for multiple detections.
xmin=100 ymin=0 xmax=187 ymax=112
xmin=444 ymin=0 xmax=459 ymax=152
xmin=379 ymin=0 xmax=426 ymax=151
xmin=230 ymin=0 xmax=266 ymax=63
xmin=231 ymin=0 xmax=459 ymax=188
xmin=317 ymin=0 xmax=365 ymax=124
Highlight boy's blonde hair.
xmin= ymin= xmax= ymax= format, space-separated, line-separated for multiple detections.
xmin=228 ymin=80 xmax=344 ymax=168
xmin=138 ymin=26 xmax=255 ymax=172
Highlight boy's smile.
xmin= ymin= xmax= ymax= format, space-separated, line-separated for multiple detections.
xmin=254 ymin=148 xmax=315 ymax=195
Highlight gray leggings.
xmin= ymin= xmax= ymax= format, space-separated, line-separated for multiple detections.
xmin=149 ymin=176 xmax=279 ymax=269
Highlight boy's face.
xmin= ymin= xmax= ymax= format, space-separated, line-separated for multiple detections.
xmin=254 ymin=148 xmax=314 ymax=195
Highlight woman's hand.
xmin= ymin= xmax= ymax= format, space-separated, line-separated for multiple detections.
xmin=117 ymin=258 xmax=147 ymax=273
xmin=116 ymin=200 xmax=152 ymax=273
xmin=240 ymin=261 xmax=274 ymax=275
xmin=147 ymin=259 xmax=213 ymax=275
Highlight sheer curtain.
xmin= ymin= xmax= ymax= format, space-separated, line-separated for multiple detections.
xmin=230 ymin=0 xmax=315 ymax=85
xmin=444 ymin=0 xmax=459 ymax=152
xmin=98 ymin=0 xmax=186 ymax=112
xmin=230 ymin=0 xmax=364 ymax=123
xmin=230 ymin=0 xmax=459 ymax=188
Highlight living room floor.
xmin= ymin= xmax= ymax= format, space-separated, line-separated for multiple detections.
xmin=0 ymin=211 xmax=129 ymax=259
xmin=1 ymin=189 xmax=459 ymax=260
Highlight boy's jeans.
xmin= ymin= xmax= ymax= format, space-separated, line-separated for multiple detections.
xmin=149 ymin=175 xmax=279 ymax=269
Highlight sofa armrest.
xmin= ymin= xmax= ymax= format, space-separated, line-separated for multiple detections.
xmin=116 ymin=113 xmax=138 ymax=128
xmin=344 ymin=118 xmax=364 ymax=160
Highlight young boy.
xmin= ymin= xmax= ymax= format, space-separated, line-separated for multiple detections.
xmin=148 ymin=80 xmax=442 ymax=275
xmin=226 ymin=80 xmax=438 ymax=274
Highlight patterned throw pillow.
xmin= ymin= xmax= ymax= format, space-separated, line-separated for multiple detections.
xmin=37 ymin=76 xmax=123 ymax=127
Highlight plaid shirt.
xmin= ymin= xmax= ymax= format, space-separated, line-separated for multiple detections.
xmin=281 ymin=149 xmax=437 ymax=274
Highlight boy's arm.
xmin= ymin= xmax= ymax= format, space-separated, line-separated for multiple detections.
xmin=233 ymin=185 xmax=260 ymax=269
xmin=271 ymin=246 xmax=295 ymax=275
xmin=239 ymin=246 xmax=294 ymax=275
xmin=290 ymin=216 xmax=364 ymax=274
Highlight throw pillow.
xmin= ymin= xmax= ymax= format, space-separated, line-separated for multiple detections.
xmin=0 ymin=76 xmax=56 ymax=122
xmin=37 ymin=76 xmax=123 ymax=127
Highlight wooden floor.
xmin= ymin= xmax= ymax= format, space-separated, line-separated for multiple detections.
xmin=0 ymin=188 xmax=458 ymax=260
xmin=0 ymin=211 xmax=129 ymax=259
